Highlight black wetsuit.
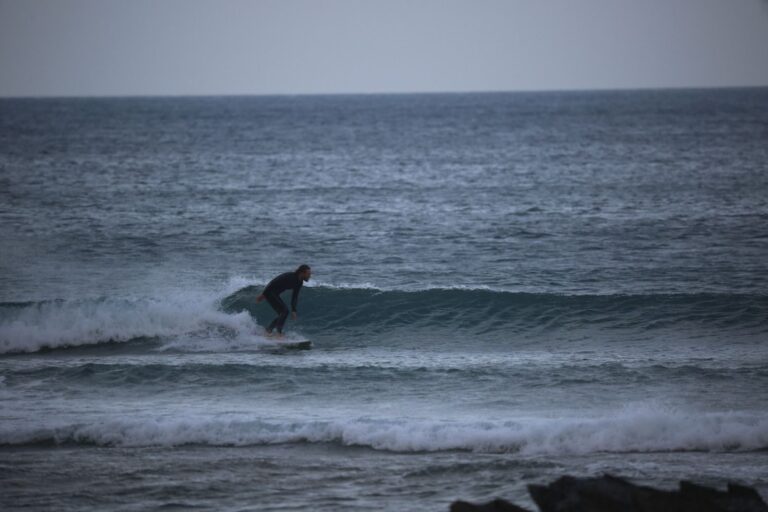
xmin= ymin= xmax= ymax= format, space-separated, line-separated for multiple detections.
xmin=262 ymin=271 xmax=303 ymax=333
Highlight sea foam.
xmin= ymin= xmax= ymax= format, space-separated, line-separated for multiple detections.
xmin=3 ymin=407 xmax=766 ymax=454
xmin=0 ymin=289 xmax=256 ymax=354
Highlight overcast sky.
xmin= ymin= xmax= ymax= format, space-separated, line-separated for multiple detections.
xmin=1 ymin=0 xmax=767 ymax=97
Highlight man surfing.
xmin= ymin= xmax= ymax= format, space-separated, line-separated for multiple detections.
xmin=256 ymin=264 xmax=312 ymax=337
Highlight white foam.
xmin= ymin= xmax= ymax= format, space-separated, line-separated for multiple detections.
xmin=306 ymin=279 xmax=384 ymax=291
xmin=306 ymin=280 xmax=503 ymax=293
xmin=4 ymin=406 xmax=767 ymax=453
xmin=0 ymin=287 xmax=260 ymax=354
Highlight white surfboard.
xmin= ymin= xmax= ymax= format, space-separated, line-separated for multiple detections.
xmin=261 ymin=334 xmax=312 ymax=350
xmin=277 ymin=339 xmax=312 ymax=350
xmin=260 ymin=331 xmax=312 ymax=350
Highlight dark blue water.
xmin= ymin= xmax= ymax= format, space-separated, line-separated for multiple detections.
xmin=1 ymin=89 xmax=767 ymax=511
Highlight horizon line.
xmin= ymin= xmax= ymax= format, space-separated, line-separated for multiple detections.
xmin=2 ymin=84 xmax=767 ymax=101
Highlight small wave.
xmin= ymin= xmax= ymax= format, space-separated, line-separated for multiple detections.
xmin=223 ymin=285 xmax=768 ymax=336
xmin=5 ymin=359 xmax=766 ymax=391
xmin=3 ymin=407 xmax=767 ymax=454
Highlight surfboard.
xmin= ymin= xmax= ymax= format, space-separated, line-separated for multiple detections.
xmin=272 ymin=339 xmax=312 ymax=350
xmin=260 ymin=332 xmax=312 ymax=350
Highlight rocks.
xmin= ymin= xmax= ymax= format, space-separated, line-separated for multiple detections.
xmin=451 ymin=474 xmax=768 ymax=512
xmin=451 ymin=498 xmax=532 ymax=512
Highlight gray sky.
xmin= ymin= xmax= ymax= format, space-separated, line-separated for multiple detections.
xmin=1 ymin=0 xmax=768 ymax=97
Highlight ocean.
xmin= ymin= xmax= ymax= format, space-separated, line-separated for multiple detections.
xmin=1 ymin=89 xmax=767 ymax=511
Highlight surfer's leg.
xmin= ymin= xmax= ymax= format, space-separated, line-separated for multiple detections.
xmin=274 ymin=308 xmax=289 ymax=333
xmin=265 ymin=293 xmax=289 ymax=334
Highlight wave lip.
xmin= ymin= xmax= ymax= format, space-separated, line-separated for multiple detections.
xmin=4 ymin=408 xmax=767 ymax=454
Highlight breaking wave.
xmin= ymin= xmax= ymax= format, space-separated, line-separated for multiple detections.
xmin=3 ymin=406 xmax=767 ymax=454
xmin=2 ymin=281 xmax=766 ymax=354
xmin=224 ymin=285 xmax=768 ymax=335
xmin=0 ymin=290 xmax=256 ymax=354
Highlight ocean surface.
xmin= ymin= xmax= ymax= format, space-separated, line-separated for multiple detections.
xmin=1 ymin=89 xmax=767 ymax=511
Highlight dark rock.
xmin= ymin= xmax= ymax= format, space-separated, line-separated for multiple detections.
xmin=528 ymin=474 xmax=675 ymax=512
xmin=527 ymin=475 xmax=768 ymax=512
xmin=451 ymin=474 xmax=767 ymax=512
xmin=450 ymin=497 xmax=531 ymax=512
xmin=678 ymin=480 xmax=768 ymax=512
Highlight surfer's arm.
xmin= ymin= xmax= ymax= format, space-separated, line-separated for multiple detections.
xmin=290 ymin=285 xmax=301 ymax=313
xmin=256 ymin=294 xmax=265 ymax=303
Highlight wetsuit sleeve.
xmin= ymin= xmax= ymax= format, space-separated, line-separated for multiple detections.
xmin=290 ymin=284 xmax=301 ymax=312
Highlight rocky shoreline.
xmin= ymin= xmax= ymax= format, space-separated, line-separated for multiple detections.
xmin=451 ymin=474 xmax=767 ymax=512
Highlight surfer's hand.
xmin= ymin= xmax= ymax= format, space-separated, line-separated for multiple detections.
xmin=256 ymin=294 xmax=264 ymax=303
xmin=292 ymin=312 xmax=298 ymax=320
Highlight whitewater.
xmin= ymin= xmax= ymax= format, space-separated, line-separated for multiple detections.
xmin=1 ymin=89 xmax=768 ymax=510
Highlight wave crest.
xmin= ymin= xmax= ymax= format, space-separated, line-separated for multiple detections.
xmin=4 ymin=408 xmax=767 ymax=454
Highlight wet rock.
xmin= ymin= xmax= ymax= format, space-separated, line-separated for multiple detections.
xmin=451 ymin=474 xmax=767 ymax=512
xmin=450 ymin=497 xmax=531 ymax=512
xmin=528 ymin=475 xmax=768 ymax=512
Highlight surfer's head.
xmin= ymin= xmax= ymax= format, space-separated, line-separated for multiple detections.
xmin=296 ymin=264 xmax=312 ymax=282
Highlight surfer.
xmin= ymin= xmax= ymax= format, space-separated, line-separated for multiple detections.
xmin=256 ymin=264 xmax=312 ymax=336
